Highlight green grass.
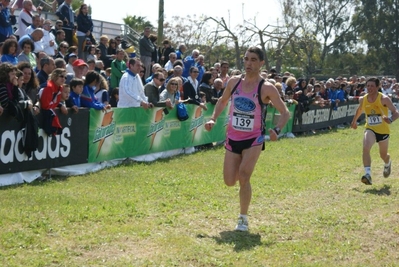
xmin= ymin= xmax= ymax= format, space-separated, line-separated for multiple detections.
xmin=1 ymin=124 xmax=399 ymax=266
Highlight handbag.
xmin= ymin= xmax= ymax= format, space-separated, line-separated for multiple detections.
xmin=176 ymin=102 xmax=189 ymax=121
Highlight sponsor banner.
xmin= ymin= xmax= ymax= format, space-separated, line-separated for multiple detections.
xmin=0 ymin=109 xmax=89 ymax=174
xmin=292 ymin=100 xmax=364 ymax=132
xmin=88 ymin=104 xmax=229 ymax=162
xmin=265 ymin=103 xmax=296 ymax=134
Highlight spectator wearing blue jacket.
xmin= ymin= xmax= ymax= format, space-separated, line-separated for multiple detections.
xmin=182 ymin=49 xmax=199 ymax=78
xmin=0 ymin=0 xmax=16 ymax=42
xmin=81 ymin=70 xmax=111 ymax=111
xmin=65 ymin=78 xmax=84 ymax=113
xmin=328 ymin=80 xmax=345 ymax=110
xmin=175 ymin=44 xmax=186 ymax=60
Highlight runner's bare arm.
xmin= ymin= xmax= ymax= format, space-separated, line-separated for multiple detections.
xmin=263 ymin=82 xmax=289 ymax=130
xmin=381 ymin=95 xmax=399 ymax=123
xmin=351 ymin=97 xmax=364 ymax=129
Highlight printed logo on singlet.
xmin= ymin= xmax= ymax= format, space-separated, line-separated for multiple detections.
xmin=256 ymin=135 xmax=265 ymax=144
xmin=234 ymin=97 xmax=256 ymax=112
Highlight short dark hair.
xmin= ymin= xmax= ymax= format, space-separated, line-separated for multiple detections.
xmin=84 ymin=70 xmax=100 ymax=86
xmin=247 ymin=46 xmax=264 ymax=62
xmin=189 ymin=66 xmax=198 ymax=73
xmin=367 ymin=77 xmax=380 ymax=87
xmin=128 ymin=57 xmax=141 ymax=67
xmin=40 ymin=57 xmax=52 ymax=68
xmin=70 ymin=78 xmax=84 ymax=91
xmin=220 ymin=61 xmax=229 ymax=68
xmin=173 ymin=60 xmax=183 ymax=68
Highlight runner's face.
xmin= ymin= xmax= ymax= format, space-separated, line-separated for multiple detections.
xmin=243 ymin=52 xmax=263 ymax=74
xmin=367 ymin=81 xmax=378 ymax=94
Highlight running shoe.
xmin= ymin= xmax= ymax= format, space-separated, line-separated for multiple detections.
xmin=361 ymin=173 xmax=372 ymax=185
xmin=235 ymin=216 xmax=248 ymax=231
xmin=383 ymin=161 xmax=391 ymax=178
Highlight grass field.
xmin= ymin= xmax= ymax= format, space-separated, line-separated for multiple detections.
xmin=1 ymin=124 xmax=399 ymax=267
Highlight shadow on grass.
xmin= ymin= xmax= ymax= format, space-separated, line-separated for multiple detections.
xmin=208 ymin=231 xmax=267 ymax=252
xmin=363 ymin=184 xmax=391 ymax=196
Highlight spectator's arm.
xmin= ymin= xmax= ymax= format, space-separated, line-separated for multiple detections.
xmin=80 ymin=93 xmax=105 ymax=110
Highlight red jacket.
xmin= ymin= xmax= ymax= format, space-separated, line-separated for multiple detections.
xmin=40 ymin=80 xmax=63 ymax=134
xmin=40 ymin=80 xmax=62 ymax=110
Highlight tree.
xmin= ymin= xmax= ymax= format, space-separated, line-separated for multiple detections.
xmin=123 ymin=15 xmax=154 ymax=34
xmin=352 ymin=0 xmax=399 ymax=78
xmin=281 ymin=0 xmax=356 ymax=76
xmin=204 ymin=17 xmax=248 ymax=70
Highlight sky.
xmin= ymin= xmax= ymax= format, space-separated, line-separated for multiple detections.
xmin=84 ymin=0 xmax=283 ymax=28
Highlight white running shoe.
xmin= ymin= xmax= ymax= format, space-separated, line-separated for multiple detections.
xmin=383 ymin=161 xmax=391 ymax=178
xmin=235 ymin=216 xmax=248 ymax=231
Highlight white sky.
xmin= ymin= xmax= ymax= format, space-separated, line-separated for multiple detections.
xmin=84 ymin=0 xmax=282 ymax=28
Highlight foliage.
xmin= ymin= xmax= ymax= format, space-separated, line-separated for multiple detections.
xmin=120 ymin=0 xmax=398 ymax=78
xmin=123 ymin=15 xmax=154 ymax=34
xmin=1 ymin=125 xmax=399 ymax=266
xmin=352 ymin=0 xmax=399 ymax=77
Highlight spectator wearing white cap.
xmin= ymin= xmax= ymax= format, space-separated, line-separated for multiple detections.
xmin=65 ymin=53 xmax=77 ymax=74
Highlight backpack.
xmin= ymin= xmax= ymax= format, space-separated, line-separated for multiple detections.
xmin=176 ymin=102 xmax=189 ymax=121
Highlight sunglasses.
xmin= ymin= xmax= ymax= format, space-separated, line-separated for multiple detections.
xmin=59 ymin=75 xmax=66 ymax=79
xmin=159 ymin=78 xmax=165 ymax=82
xmin=61 ymin=46 xmax=68 ymax=49
xmin=192 ymin=71 xmax=199 ymax=73
xmin=170 ymin=83 xmax=178 ymax=86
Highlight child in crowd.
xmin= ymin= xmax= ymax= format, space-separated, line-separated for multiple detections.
xmin=109 ymin=87 xmax=119 ymax=107
xmin=105 ymin=67 xmax=111 ymax=88
xmin=199 ymin=91 xmax=206 ymax=104
xmin=87 ymin=45 xmax=97 ymax=62
xmin=66 ymin=78 xmax=84 ymax=113
xmin=60 ymin=84 xmax=70 ymax=103
xmin=95 ymin=75 xmax=110 ymax=105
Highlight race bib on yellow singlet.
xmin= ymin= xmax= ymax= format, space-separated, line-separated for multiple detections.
xmin=232 ymin=112 xmax=254 ymax=131
xmin=367 ymin=114 xmax=382 ymax=126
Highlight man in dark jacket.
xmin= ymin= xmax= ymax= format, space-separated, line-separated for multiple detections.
xmin=139 ymin=27 xmax=155 ymax=79
xmin=55 ymin=0 xmax=75 ymax=46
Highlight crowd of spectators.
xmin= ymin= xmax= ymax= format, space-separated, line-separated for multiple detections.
xmin=0 ymin=0 xmax=399 ymax=155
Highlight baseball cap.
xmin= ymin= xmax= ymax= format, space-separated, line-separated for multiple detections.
xmin=68 ymin=53 xmax=77 ymax=59
xmin=72 ymin=59 xmax=88 ymax=67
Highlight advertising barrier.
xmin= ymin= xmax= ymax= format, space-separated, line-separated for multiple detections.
xmin=88 ymin=104 xmax=229 ymax=162
xmin=292 ymin=100 xmax=363 ymax=133
xmin=1 ymin=100 xmax=370 ymax=181
xmin=0 ymin=109 xmax=89 ymax=174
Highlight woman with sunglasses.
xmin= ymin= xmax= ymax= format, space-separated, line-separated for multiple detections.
xmin=159 ymin=77 xmax=184 ymax=109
